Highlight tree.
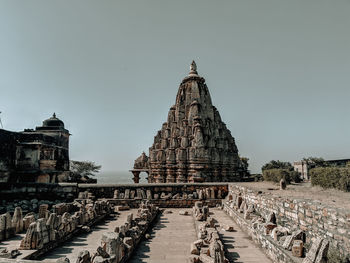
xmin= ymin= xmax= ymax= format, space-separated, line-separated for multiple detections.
xmin=70 ymin=161 xmax=101 ymax=182
xmin=261 ymin=160 xmax=292 ymax=171
xmin=239 ymin=156 xmax=249 ymax=170
xmin=302 ymin=157 xmax=325 ymax=166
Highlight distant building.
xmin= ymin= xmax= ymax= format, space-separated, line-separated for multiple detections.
xmin=0 ymin=113 xmax=70 ymax=183
xmin=293 ymin=161 xmax=310 ymax=180
xmin=293 ymin=158 xmax=350 ymax=180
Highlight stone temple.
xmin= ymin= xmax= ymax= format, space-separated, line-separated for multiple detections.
xmin=132 ymin=61 xmax=246 ymax=183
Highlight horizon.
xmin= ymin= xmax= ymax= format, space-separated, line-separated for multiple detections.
xmin=1 ymin=0 xmax=350 ymax=174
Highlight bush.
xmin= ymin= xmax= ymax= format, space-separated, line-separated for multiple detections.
xmin=263 ymin=169 xmax=290 ymax=183
xmin=262 ymin=160 xmax=293 ymax=170
xmin=310 ymin=167 xmax=350 ymax=192
xmin=290 ymin=170 xmax=301 ymax=183
xmin=262 ymin=169 xmax=301 ymax=184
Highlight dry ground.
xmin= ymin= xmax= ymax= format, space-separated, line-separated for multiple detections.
xmin=235 ymin=181 xmax=350 ymax=211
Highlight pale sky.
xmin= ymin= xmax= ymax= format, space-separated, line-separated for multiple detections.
xmin=1 ymin=0 xmax=350 ymax=173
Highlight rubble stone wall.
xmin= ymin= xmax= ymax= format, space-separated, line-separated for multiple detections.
xmin=108 ymin=199 xmax=222 ymax=208
xmin=78 ymin=182 xmax=228 ymax=199
xmin=0 ymin=183 xmax=78 ymax=201
xmin=225 ymin=184 xmax=350 ymax=260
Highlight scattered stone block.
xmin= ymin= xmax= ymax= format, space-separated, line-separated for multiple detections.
xmin=282 ymin=230 xmax=304 ymax=250
xmin=115 ymin=206 xmax=130 ymax=212
xmin=280 ymin=178 xmax=287 ymax=190
xmin=124 ymin=189 xmax=130 ymax=199
xmin=190 ymin=243 xmax=200 ymax=255
xmin=12 ymin=207 xmax=24 ymax=233
xmin=76 ymin=250 xmax=91 ymax=263
xmin=292 ymin=240 xmax=303 ymax=257
xmin=113 ymin=190 xmax=119 ymax=199
xmin=97 ymin=246 xmax=110 ymax=258
xmin=179 ymin=210 xmax=189 ymax=216
xmin=222 ymin=225 xmax=234 ymax=232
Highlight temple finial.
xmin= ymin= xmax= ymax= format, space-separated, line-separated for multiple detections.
xmin=53 ymin=112 xmax=56 ymax=118
xmin=189 ymin=60 xmax=197 ymax=75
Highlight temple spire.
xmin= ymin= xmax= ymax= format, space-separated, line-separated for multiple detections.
xmin=189 ymin=60 xmax=198 ymax=75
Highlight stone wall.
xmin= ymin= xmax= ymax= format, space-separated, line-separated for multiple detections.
xmin=78 ymin=182 xmax=228 ymax=200
xmin=224 ymin=184 xmax=350 ymax=262
xmin=0 ymin=183 xmax=78 ymax=202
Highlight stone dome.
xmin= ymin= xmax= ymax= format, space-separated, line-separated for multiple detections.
xmin=42 ymin=113 xmax=65 ymax=128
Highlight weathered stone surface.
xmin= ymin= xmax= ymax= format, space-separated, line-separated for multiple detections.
xmin=282 ymin=230 xmax=304 ymax=250
xmin=193 ymin=201 xmax=209 ymax=221
xmin=39 ymin=204 xmax=49 ymax=219
xmin=134 ymin=62 xmax=246 ymax=183
xmin=302 ymin=237 xmax=323 ymax=263
xmin=280 ymin=178 xmax=287 ymax=190
xmin=101 ymin=232 xmax=124 ymax=261
xmin=12 ymin=207 xmax=24 ymax=233
xmin=76 ymin=250 xmax=91 ymax=263
xmin=179 ymin=210 xmax=189 ymax=216
xmin=292 ymin=240 xmax=303 ymax=257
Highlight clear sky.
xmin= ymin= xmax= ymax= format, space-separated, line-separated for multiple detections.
xmin=1 ymin=0 xmax=350 ymax=173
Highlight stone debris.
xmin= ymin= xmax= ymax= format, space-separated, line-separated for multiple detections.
xmin=38 ymin=204 xmax=49 ymax=219
xmin=222 ymin=225 xmax=234 ymax=232
xmin=302 ymin=238 xmax=329 ymax=263
xmin=190 ymin=203 xmax=228 ymax=263
xmin=0 ymin=212 xmax=15 ymax=241
xmin=0 ymin=248 xmax=21 ymax=259
xmin=23 ymin=213 xmax=36 ymax=230
xmin=75 ymin=201 xmax=159 ymax=263
xmin=179 ymin=210 xmax=189 ymax=216
xmin=20 ymin=200 xmax=112 ymax=250
xmin=292 ymin=240 xmax=304 ymax=257
xmin=76 ymin=250 xmax=91 ymax=263
xmin=114 ymin=206 xmax=130 ymax=212
xmin=113 ymin=190 xmax=119 ymax=199
xmin=280 ymin=178 xmax=287 ymax=190
xmin=282 ymin=230 xmax=304 ymax=250
xmin=271 ymin=226 xmax=289 ymax=241
xmin=12 ymin=207 xmax=24 ymax=233
xmin=193 ymin=201 xmax=209 ymax=221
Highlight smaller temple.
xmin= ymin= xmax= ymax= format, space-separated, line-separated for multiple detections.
xmin=130 ymin=152 xmax=149 ymax=183
xmin=0 ymin=113 xmax=70 ymax=183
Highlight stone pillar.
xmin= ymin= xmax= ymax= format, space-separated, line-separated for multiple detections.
xmin=131 ymin=171 xmax=140 ymax=184
xmin=146 ymin=171 xmax=152 ymax=183
xmin=12 ymin=207 xmax=24 ymax=233
xmin=165 ymin=169 xmax=176 ymax=183
xmin=176 ymin=168 xmax=187 ymax=183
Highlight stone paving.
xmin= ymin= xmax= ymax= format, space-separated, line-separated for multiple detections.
xmin=40 ymin=209 xmax=137 ymax=262
xmin=212 ymin=208 xmax=272 ymax=263
xmin=0 ymin=233 xmax=34 ymax=259
xmin=36 ymin=207 xmax=272 ymax=263
xmin=129 ymin=208 xmax=196 ymax=263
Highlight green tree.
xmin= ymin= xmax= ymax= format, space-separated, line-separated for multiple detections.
xmin=240 ymin=157 xmax=249 ymax=170
xmin=302 ymin=157 xmax=325 ymax=166
xmin=70 ymin=161 xmax=101 ymax=182
xmin=262 ymin=160 xmax=292 ymax=171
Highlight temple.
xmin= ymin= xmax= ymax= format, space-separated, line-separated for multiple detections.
xmin=132 ymin=61 xmax=247 ymax=183
xmin=0 ymin=113 xmax=70 ymax=183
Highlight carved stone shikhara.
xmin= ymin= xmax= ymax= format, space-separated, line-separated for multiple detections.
xmin=133 ymin=62 xmax=246 ymax=183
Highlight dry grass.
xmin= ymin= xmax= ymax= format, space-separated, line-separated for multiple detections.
xmin=235 ymin=181 xmax=350 ymax=211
